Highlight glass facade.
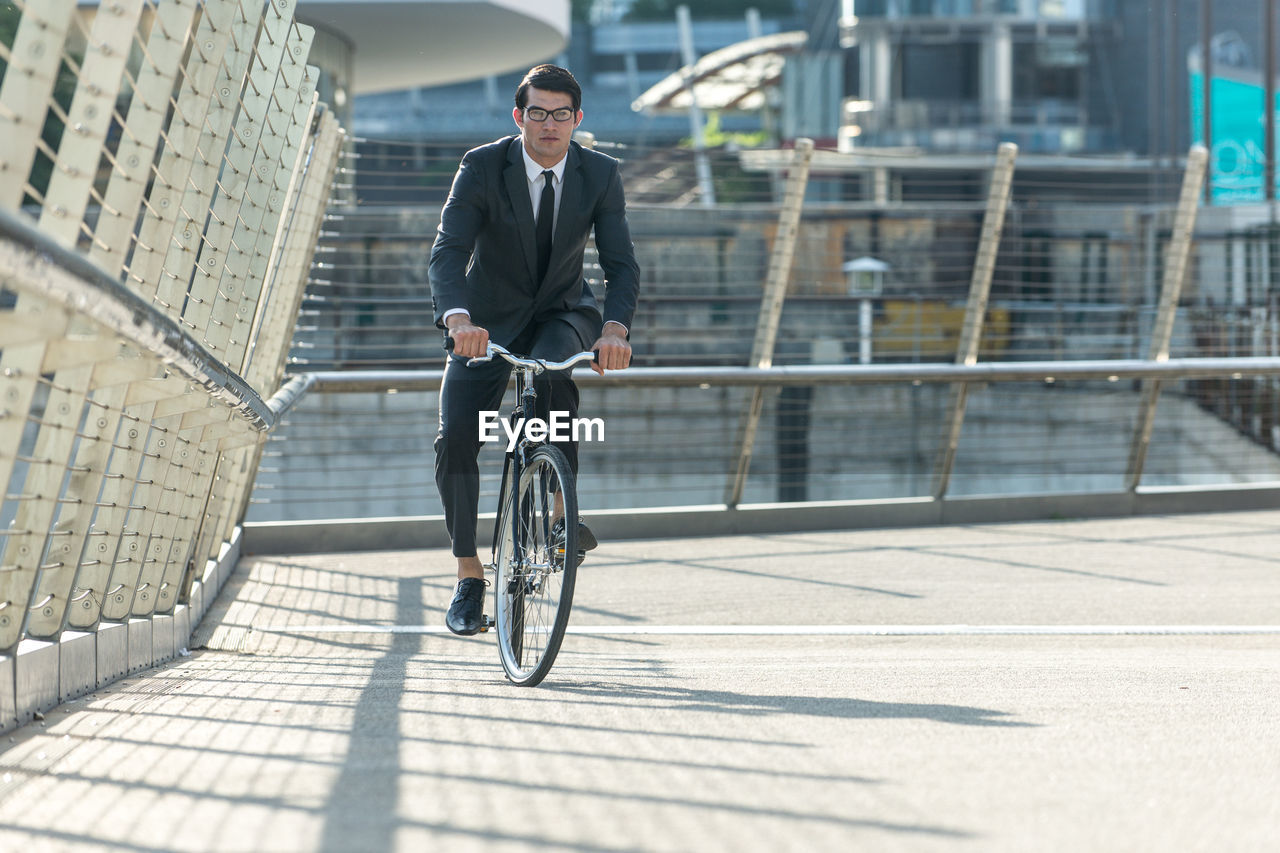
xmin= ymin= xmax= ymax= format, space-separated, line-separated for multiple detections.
xmin=839 ymin=0 xmax=1118 ymax=153
xmin=843 ymin=0 xmax=1113 ymax=20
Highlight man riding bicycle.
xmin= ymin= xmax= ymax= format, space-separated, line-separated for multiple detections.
xmin=428 ymin=64 xmax=641 ymax=636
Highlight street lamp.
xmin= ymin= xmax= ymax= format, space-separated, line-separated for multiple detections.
xmin=843 ymin=256 xmax=889 ymax=364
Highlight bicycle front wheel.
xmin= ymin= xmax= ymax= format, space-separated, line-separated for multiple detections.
xmin=493 ymin=445 xmax=578 ymax=686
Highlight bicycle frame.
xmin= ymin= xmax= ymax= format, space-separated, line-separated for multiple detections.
xmin=465 ymin=343 xmax=596 ymax=628
xmin=490 ymin=364 xmax=539 ymax=564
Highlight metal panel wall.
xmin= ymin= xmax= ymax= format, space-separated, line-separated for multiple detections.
xmin=0 ymin=0 xmax=345 ymax=730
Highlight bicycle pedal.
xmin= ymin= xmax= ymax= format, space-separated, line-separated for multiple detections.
xmin=479 ymin=615 xmax=493 ymax=632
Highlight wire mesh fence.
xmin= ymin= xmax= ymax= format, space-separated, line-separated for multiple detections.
xmin=249 ymin=136 xmax=1280 ymax=521
xmin=253 ymin=134 xmax=1280 ymax=521
xmin=247 ymin=368 xmax=1280 ymax=524
xmin=290 ymin=139 xmax=1234 ymax=370
xmin=251 ymin=136 xmax=1280 ymax=525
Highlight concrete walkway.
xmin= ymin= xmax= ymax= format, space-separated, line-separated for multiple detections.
xmin=0 ymin=510 xmax=1278 ymax=851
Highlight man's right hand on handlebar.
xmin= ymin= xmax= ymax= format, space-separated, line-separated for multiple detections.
xmin=446 ymin=313 xmax=489 ymax=359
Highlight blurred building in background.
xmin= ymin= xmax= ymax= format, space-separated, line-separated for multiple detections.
xmin=838 ymin=0 xmax=1273 ymax=162
xmin=355 ymin=4 xmax=801 ymax=145
xmin=838 ymin=0 xmax=1120 ymax=155
xmin=73 ymin=1 xmax=572 ymax=134
xmin=347 ymin=1 xmax=1271 ymax=160
xmin=346 ymin=1 xmax=1279 ymax=209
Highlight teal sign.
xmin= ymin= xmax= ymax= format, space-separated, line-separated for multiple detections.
xmin=1190 ymin=69 xmax=1280 ymax=202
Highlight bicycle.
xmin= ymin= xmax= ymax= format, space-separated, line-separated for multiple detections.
xmin=451 ymin=340 xmax=597 ymax=686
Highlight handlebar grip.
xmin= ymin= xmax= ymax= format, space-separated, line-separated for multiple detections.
xmin=443 ymin=335 xmax=455 ymax=353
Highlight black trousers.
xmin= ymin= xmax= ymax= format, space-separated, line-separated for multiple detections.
xmin=434 ymin=320 xmax=587 ymax=558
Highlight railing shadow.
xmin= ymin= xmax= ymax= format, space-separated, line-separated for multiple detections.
xmin=317 ymin=575 xmax=423 ymax=853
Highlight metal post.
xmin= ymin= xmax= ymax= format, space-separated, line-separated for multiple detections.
xmin=859 ymin=298 xmax=873 ymax=364
xmin=1201 ymin=0 xmax=1212 ymax=203
xmin=1125 ymin=145 xmax=1209 ymax=491
xmin=1267 ymin=0 xmax=1276 ymax=204
xmin=484 ymin=75 xmax=499 ymax=111
xmin=677 ymin=5 xmax=715 ymax=207
xmin=745 ymin=7 xmax=777 ymax=145
xmin=1148 ymin=0 xmax=1162 ymax=198
xmin=931 ymin=142 xmax=1018 ymax=499
xmin=1269 ymin=1 xmax=1279 ymax=324
xmin=724 ymin=138 xmax=814 ymax=507
xmin=1165 ymin=0 xmax=1179 ymax=172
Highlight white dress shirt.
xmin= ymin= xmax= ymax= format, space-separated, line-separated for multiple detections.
xmin=522 ymin=142 xmax=566 ymax=233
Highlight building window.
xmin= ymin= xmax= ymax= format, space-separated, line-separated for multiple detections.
xmin=900 ymin=43 xmax=979 ymax=100
xmin=1013 ymin=41 xmax=1082 ymax=101
xmin=593 ymin=51 xmax=679 ymax=74
xmin=844 ymin=46 xmax=860 ymax=98
xmin=1081 ymin=232 xmax=1109 ymax=303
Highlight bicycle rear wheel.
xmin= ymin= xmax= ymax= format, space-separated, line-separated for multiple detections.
xmin=493 ymin=445 xmax=578 ymax=686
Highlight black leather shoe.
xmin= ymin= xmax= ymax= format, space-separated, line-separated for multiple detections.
xmin=552 ymin=518 xmax=598 ymax=568
xmin=577 ymin=519 xmax=599 ymax=552
xmin=445 ymin=577 xmax=487 ymax=636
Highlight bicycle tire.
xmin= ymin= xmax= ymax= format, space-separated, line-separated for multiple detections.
xmin=493 ymin=444 xmax=578 ymax=686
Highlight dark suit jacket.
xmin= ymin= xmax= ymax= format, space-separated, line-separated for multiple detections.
xmin=429 ymin=136 xmax=640 ymax=349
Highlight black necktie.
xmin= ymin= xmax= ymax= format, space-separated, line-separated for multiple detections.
xmin=536 ymin=170 xmax=554 ymax=283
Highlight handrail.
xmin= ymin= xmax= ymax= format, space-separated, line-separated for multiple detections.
xmin=1 ymin=207 xmax=327 ymax=435
xmin=0 ymin=208 xmax=276 ymax=432
xmin=297 ymin=357 xmax=1280 ymax=394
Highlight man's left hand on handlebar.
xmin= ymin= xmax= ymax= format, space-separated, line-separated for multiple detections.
xmin=590 ymin=321 xmax=631 ymax=375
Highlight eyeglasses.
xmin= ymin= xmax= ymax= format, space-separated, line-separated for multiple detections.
xmin=524 ymin=106 xmax=575 ymax=123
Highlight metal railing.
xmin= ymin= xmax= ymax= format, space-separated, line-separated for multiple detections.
xmin=0 ymin=0 xmax=344 ymax=729
xmin=250 ymin=138 xmax=1280 ymax=536
xmin=294 ymin=137 xmax=1215 ymax=373
xmin=257 ymin=353 xmax=1280 ymax=503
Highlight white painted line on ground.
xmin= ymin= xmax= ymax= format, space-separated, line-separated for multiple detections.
xmin=248 ymin=623 xmax=1280 ymax=637
xmin=565 ymin=625 xmax=1280 ymax=636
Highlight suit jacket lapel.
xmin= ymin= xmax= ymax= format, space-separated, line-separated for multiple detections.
xmin=552 ymin=144 xmax=583 ymax=256
xmin=502 ymin=139 xmax=539 ymax=285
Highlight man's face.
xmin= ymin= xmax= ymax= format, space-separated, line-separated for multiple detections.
xmin=514 ymin=85 xmax=582 ymax=167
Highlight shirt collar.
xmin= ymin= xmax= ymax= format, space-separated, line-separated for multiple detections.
xmin=520 ymin=141 xmax=567 ymax=185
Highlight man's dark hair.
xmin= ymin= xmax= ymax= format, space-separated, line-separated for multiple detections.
xmin=515 ymin=64 xmax=582 ymax=112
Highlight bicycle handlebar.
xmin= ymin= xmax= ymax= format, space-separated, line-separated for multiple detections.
xmin=445 ymin=337 xmax=597 ymax=373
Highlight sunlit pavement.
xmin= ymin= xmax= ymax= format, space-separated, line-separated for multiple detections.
xmin=1 ymin=510 xmax=1278 ymax=852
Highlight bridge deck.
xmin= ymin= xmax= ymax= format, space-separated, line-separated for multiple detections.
xmin=1 ymin=511 xmax=1278 ymax=851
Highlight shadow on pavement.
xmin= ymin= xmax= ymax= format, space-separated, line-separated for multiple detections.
xmin=542 ymin=680 xmax=1036 ymax=727
xmin=317 ymin=576 xmax=423 ymax=853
